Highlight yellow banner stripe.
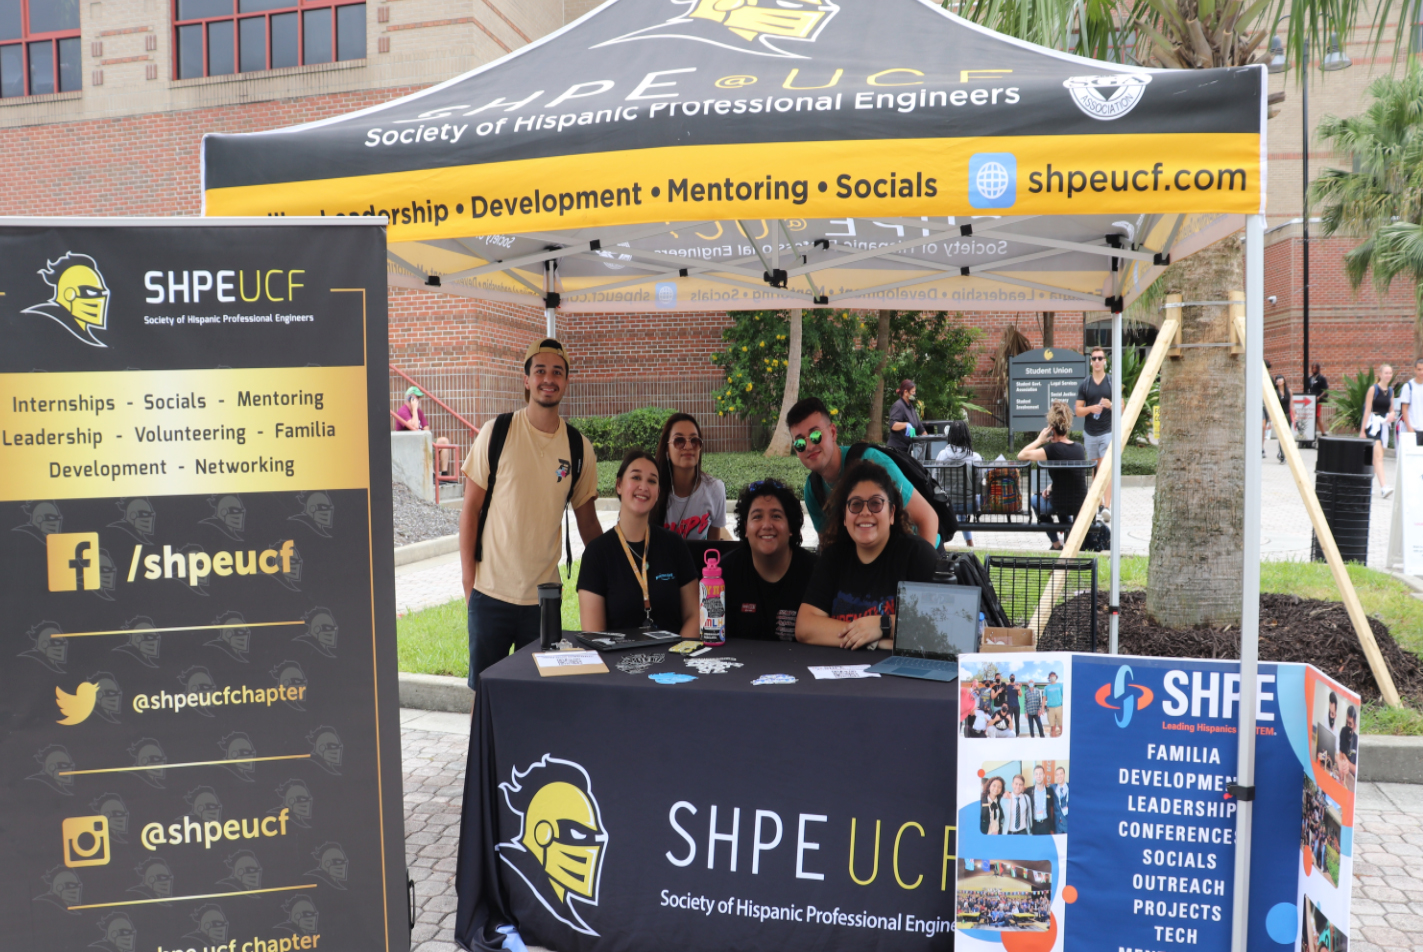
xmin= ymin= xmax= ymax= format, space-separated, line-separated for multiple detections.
xmin=205 ymin=135 xmax=1262 ymax=244
xmin=68 ymin=884 xmax=318 ymax=911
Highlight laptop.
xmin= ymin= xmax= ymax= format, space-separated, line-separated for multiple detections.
xmin=573 ymin=628 xmax=682 ymax=652
xmin=867 ymin=581 xmax=981 ymax=682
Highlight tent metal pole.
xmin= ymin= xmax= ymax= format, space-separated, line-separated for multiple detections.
xmin=1231 ymin=213 xmax=1265 ymax=952
xmin=1110 ymin=306 xmax=1122 ymax=654
xmin=544 ymin=260 xmax=556 ymax=337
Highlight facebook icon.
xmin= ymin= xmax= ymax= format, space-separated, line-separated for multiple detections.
xmin=47 ymin=532 xmax=101 ymax=592
xmin=968 ymin=153 xmax=1017 ymax=209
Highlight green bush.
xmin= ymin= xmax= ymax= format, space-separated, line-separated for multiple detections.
xmin=569 ymin=407 xmax=677 ymax=462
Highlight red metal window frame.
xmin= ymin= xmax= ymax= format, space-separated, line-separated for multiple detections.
xmin=0 ymin=0 xmax=82 ymax=98
xmin=171 ymin=0 xmax=363 ymax=79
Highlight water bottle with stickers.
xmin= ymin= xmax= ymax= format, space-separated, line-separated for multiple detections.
xmin=699 ymin=550 xmax=726 ymax=646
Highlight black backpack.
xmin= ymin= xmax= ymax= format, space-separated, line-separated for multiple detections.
xmin=474 ymin=412 xmax=586 ymax=572
xmin=809 ymin=441 xmax=959 ymax=545
xmin=1083 ymin=521 xmax=1111 ymax=553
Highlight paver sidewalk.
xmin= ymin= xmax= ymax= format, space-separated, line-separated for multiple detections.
xmin=398 ymin=714 xmax=1421 ymax=952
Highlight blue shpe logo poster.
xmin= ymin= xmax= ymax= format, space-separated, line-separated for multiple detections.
xmin=968 ymin=153 xmax=1017 ymax=209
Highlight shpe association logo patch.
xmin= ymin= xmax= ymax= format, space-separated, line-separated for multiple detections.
xmin=23 ymin=253 xmax=111 ymax=347
xmin=1064 ymin=74 xmax=1152 ymax=121
xmin=596 ymin=0 xmax=840 ymax=59
xmin=968 ymin=153 xmax=1016 ymax=209
xmin=1095 ymin=663 xmax=1155 ymax=728
xmin=497 ymin=755 xmax=607 ymax=936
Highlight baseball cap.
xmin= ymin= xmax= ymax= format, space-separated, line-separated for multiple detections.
xmin=524 ymin=338 xmax=571 ymax=373
xmin=404 ymin=386 xmax=424 ymax=398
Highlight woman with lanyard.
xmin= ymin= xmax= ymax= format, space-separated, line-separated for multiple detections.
xmin=578 ymin=450 xmax=700 ymax=636
xmin=653 ymin=412 xmax=728 ymax=540
xmin=885 ymin=379 xmax=923 ymax=453
xmin=1359 ymin=364 xmax=1396 ymax=498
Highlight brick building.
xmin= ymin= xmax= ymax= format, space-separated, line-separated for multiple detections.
xmin=3 ymin=0 xmax=1418 ymax=449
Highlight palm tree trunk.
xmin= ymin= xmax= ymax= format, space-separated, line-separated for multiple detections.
xmin=765 ymin=308 xmax=803 ymax=457
xmin=1145 ymin=238 xmax=1246 ymax=627
xmin=867 ymin=309 xmax=893 ymax=443
xmin=1041 ymin=311 xmax=1055 ymax=349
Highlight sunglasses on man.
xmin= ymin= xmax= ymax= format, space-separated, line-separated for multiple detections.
xmin=791 ymin=428 xmax=825 ymax=455
xmin=1091 ymin=355 xmax=1106 ymax=362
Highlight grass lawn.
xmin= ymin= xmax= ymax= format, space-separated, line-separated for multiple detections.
xmin=398 ymin=551 xmax=1423 ymax=733
xmin=397 ymin=563 xmax=584 ymax=679
xmin=594 ymin=442 xmax=1159 ymax=499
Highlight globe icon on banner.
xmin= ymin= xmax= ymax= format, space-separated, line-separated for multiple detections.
xmin=975 ymin=161 xmax=1010 ymax=201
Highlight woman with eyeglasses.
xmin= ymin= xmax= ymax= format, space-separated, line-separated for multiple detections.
xmin=578 ymin=450 xmax=700 ymax=637
xmin=720 ymin=479 xmax=818 ymax=641
xmin=653 ymin=412 xmax=728 ymax=541
xmin=795 ymin=460 xmax=938 ymax=650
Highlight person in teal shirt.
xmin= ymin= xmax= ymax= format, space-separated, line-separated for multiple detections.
xmin=786 ymin=397 xmax=940 ymax=547
xmin=1044 ymin=670 xmax=1064 ymax=737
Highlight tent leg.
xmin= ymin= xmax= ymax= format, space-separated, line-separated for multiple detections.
xmin=1231 ymin=214 xmax=1264 ymax=952
xmin=1110 ymin=308 xmax=1122 ymax=654
xmin=544 ymin=259 xmax=557 ymax=337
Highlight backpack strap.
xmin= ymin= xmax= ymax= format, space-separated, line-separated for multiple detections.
xmin=562 ymin=423 xmax=585 ymax=575
xmin=473 ymin=412 xmax=514 ymax=564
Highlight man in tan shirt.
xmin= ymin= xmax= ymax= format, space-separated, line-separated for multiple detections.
xmin=459 ymin=339 xmax=601 ymax=686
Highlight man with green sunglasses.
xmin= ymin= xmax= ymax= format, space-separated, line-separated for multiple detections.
xmin=786 ymin=397 xmax=940 ymax=547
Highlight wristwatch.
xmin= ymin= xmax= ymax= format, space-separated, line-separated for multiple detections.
xmin=880 ymin=615 xmax=893 ymax=637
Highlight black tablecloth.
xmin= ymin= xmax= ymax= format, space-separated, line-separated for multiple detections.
xmin=455 ymin=639 xmax=958 ymax=952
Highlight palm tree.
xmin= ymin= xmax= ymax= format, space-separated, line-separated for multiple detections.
xmin=950 ymin=0 xmax=1414 ymax=627
xmin=1312 ymin=66 xmax=1423 ymax=356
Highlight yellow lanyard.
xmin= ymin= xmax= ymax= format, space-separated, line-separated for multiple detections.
xmin=615 ymin=525 xmax=653 ymax=627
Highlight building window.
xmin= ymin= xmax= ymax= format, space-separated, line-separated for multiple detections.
xmin=173 ymin=0 xmax=364 ymax=79
xmin=1 ymin=0 xmax=82 ymax=98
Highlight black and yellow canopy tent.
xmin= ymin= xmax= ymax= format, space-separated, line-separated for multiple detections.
xmin=202 ymin=0 xmax=1266 ymax=319
xmin=203 ymin=4 xmax=1279 ymax=949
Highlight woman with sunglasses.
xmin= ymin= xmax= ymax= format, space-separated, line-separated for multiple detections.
xmin=578 ymin=450 xmax=700 ymax=637
xmin=653 ymin=412 xmax=728 ymax=541
xmin=721 ymin=479 xmax=818 ymax=641
xmin=795 ymin=460 xmax=937 ymax=650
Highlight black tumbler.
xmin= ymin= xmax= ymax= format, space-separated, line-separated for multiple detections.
xmin=537 ymin=582 xmax=562 ymax=650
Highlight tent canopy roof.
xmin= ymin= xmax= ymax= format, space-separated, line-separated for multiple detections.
xmin=203 ymin=0 xmax=1266 ymax=313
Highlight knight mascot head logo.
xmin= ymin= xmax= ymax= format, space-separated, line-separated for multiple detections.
xmin=497 ymin=755 xmax=607 ymax=935
xmin=23 ymin=253 xmax=111 ymax=347
xmin=596 ymin=0 xmax=839 ymax=59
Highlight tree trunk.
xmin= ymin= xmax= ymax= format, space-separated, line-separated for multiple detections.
xmin=1145 ymin=237 xmax=1245 ymax=627
xmin=867 ymin=310 xmax=893 ymax=443
xmin=766 ymin=308 xmax=804 ymax=457
xmin=1041 ymin=312 xmax=1055 ymax=349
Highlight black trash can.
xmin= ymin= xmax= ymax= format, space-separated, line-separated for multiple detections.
xmin=1311 ymin=436 xmax=1375 ymax=563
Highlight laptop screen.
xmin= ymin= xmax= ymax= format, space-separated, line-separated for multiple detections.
xmin=894 ymin=582 xmax=981 ymax=662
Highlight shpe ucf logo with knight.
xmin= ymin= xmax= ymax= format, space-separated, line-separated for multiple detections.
xmin=497 ymin=755 xmax=608 ymax=935
xmin=22 ymin=252 xmax=111 ymax=347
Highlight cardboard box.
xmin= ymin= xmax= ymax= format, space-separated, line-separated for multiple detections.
xmin=981 ymin=627 xmax=1034 ymax=653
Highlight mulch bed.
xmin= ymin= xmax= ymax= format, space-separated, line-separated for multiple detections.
xmin=1042 ymin=591 xmax=1423 ymax=705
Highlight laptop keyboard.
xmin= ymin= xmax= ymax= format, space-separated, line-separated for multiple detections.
xmin=889 ymin=656 xmax=952 ymax=669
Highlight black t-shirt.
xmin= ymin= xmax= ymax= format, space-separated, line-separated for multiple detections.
xmin=1043 ymin=441 xmax=1088 ymax=516
xmin=721 ymin=546 xmax=819 ymax=641
xmin=1076 ymin=374 xmax=1113 ymax=436
xmin=886 ymin=398 xmax=923 ymax=452
xmin=802 ymin=531 xmax=938 ymax=621
xmin=578 ymin=526 xmax=697 ymax=632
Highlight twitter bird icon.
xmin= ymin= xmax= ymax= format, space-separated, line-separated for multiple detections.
xmin=56 ymin=683 xmax=98 ymax=726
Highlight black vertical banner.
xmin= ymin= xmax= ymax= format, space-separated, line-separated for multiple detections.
xmin=0 ymin=219 xmax=407 ymax=952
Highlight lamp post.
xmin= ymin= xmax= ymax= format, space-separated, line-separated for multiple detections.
xmin=1270 ymin=32 xmax=1351 ymax=389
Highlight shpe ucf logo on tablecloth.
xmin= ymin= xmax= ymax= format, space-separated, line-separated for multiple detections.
xmin=497 ymin=755 xmax=608 ymax=935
